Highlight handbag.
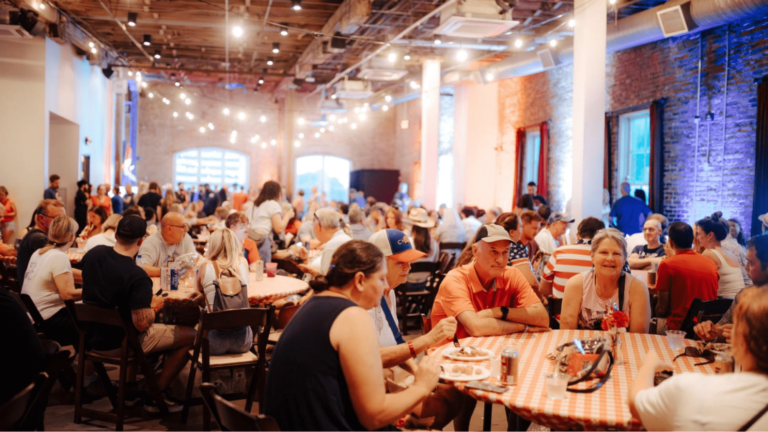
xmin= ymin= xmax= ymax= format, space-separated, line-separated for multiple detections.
xmin=553 ymin=337 xmax=614 ymax=393
xmin=204 ymin=262 xmax=249 ymax=313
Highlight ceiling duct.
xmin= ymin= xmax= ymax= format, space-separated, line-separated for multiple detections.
xmin=357 ymin=54 xmax=409 ymax=81
xmin=537 ymin=48 xmax=559 ymax=69
xmin=434 ymin=0 xmax=519 ymax=38
xmin=335 ymin=79 xmax=374 ymax=99
xmin=0 ymin=23 xmax=33 ymax=38
xmin=657 ymin=4 xmax=696 ymax=37
xmin=485 ymin=0 xmax=768 ymax=81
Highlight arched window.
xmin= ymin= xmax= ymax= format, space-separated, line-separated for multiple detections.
xmin=174 ymin=147 xmax=249 ymax=188
xmin=295 ymin=155 xmax=351 ymax=203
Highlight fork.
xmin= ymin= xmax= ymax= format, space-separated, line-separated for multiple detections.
xmin=453 ymin=334 xmax=461 ymax=348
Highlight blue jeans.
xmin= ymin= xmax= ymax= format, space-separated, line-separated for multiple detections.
xmin=258 ymin=236 xmax=272 ymax=264
xmin=208 ymin=326 xmax=253 ymax=355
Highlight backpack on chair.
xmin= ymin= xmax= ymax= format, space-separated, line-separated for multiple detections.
xmin=204 ymin=261 xmax=250 ymax=313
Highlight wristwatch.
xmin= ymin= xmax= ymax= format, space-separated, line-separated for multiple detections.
xmin=500 ymin=306 xmax=509 ymax=321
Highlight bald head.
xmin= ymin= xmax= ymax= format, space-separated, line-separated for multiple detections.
xmin=161 ymin=212 xmax=185 ymax=228
xmin=161 ymin=212 xmax=187 ymax=245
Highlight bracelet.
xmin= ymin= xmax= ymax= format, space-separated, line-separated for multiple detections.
xmin=407 ymin=341 xmax=417 ymax=358
xmin=523 ymin=325 xmax=529 ymax=333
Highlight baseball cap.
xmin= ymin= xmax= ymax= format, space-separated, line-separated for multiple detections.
xmin=369 ymin=229 xmax=427 ymax=263
xmin=116 ymin=215 xmax=147 ymax=240
xmin=473 ymin=224 xmax=513 ymax=243
xmin=548 ymin=212 xmax=575 ymax=224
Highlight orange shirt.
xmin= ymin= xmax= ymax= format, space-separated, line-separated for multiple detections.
xmin=431 ymin=263 xmax=541 ymax=339
xmin=243 ymin=238 xmax=259 ymax=264
xmin=91 ymin=195 xmax=112 ymax=213
xmin=233 ymin=192 xmax=249 ymax=211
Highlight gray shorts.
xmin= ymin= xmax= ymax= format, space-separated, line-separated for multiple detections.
xmin=92 ymin=324 xmax=179 ymax=357
xmin=1 ymin=221 xmax=16 ymax=232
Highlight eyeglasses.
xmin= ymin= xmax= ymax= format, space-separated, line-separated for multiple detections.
xmin=168 ymin=224 xmax=188 ymax=231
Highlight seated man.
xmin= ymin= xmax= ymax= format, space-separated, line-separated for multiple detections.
xmin=82 ymin=216 xmax=196 ymax=412
xmin=139 ymin=212 xmax=196 ymax=277
xmin=627 ymin=218 xmax=666 ymax=270
xmin=303 ymin=208 xmax=351 ymax=275
xmin=654 ymin=221 xmax=719 ymax=334
xmin=431 ymin=224 xmax=550 ymax=338
xmin=368 ymin=229 xmax=467 ymax=430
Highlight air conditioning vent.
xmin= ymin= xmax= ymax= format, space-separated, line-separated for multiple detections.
xmin=657 ymin=5 xmax=689 ymax=37
xmin=357 ymin=54 xmax=408 ymax=81
xmin=0 ymin=24 xmax=33 ymax=38
xmin=537 ymin=48 xmax=559 ymax=69
xmin=434 ymin=0 xmax=518 ymax=38
xmin=335 ymin=79 xmax=374 ymax=99
xmin=320 ymin=98 xmax=347 ymax=114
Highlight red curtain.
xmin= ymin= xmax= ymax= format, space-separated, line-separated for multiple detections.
xmin=513 ymin=128 xmax=526 ymax=208
xmin=604 ymin=115 xmax=612 ymax=201
xmin=537 ymin=122 xmax=549 ymax=199
xmin=649 ymin=100 xmax=665 ymax=213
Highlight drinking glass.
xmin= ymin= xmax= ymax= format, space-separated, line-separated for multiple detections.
xmin=266 ymin=262 xmax=278 ymax=277
xmin=544 ymin=372 xmax=569 ymax=400
xmin=666 ymin=330 xmax=686 ymax=350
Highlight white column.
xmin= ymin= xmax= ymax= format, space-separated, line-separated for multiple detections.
xmin=420 ymin=58 xmax=441 ymax=209
xmin=571 ymin=0 xmax=607 ymax=221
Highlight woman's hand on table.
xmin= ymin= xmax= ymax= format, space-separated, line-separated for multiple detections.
xmin=525 ymin=325 xmax=551 ymax=333
xmin=694 ymin=321 xmax=717 ymax=341
xmin=150 ymin=294 xmax=165 ymax=312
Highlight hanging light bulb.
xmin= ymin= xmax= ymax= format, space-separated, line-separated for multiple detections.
xmin=128 ymin=71 xmax=134 ymax=77
xmin=208 ymin=123 xmax=214 ymax=130
xmin=185 ymin=98 xmax=191 ymax=105
xmin=294 ymin=140 xmax=301 ymax=147
xmin=410 ymin=81 xmax=420 ymax=89
xmin=568 ymin=18 xmax=576 ymax=28
xmin=199 ymin=127 xmax=206 ymax=133
xmin=261 ymin=142 xmax=267 ymax=149
xmin=456 ymin=49 xmax=468 ymax=61
xmin=328 ymin=126 xmax=334 ymax=131
xmin=270 ymin=139 xmax=277 ymax=146
xmin=223 ymin=108 xmax=230 ymax=115
xmin=434 ymin=36 xmax=442 ymax=45
xmin=329 ymin=114 xmax=337 ymax=122
xmin=143 ymin=34 xmax=151 ymax=46
xmin=141 ymin=81 xmax=147 ymax=88
xmin=237 ymin=112 xmax=246 ymax=120
xmin=148 ymin=92 xmax=154 ymax=98
xmin=180 ymin=93 xmax=187 ymax=100
xmin=173 ymin=112 xmax=178 ymax=118
xmin=387 ymin=52 xmax=397 ymax=63
xmin=232 ymin=26 xmax=244 ymax=38
xmin=299 ymin=133 xmax=305 ymax=139
xmin=298 ymin=117 xmax=305 ymax=125
xmin=280 ymin=24 xmax=289 ymax=36
xmin=351 ymin=123 xmax=357 ymax=130
xmin=127 ymin=12 xmax=137 ymax=27
xmin=291 ymin=0 xmax=302 ymax=11
xmin=549 ymin=38 xmax=558 ymax=47
xmin=314 ymin=132 xmax=320 ymax=138
xmin=385 ymin=95 xmax=392 ymax=103
xmin=485 ymin=72 xmax=494 ymax=81
xmin=514 ymin=39 xmax=523 ymax=48
xmin=154 ymin=50 xmax=161 ymax=59
xmin=258 ymin=77 xmax=265 ymax=85
xmin=267 ymin=58 xmax=274 ymax=66
xmin=91 ymin=47 xmax=98 ymax=54
xmin=260 ymin=115 xmax=267 ymax=123
xmin=174 ymin=82 xmax=180 ymax=87
xmin=382 ymin=105 xmax=389 ymax=112
xmin=272 ymin=42 xmax=280 ymax=54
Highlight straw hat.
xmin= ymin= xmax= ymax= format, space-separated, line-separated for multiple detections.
xmin=404 ymin=208 xmax=435 ymax=228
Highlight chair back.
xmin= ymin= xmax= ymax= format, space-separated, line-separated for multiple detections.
xmin=274 ymin=304 xmax=301 ymax=331
xmin=8 ymin=291 xmax=46 ymax=331
xmin=437 ymin=252 xmax=452 ymax=274
xmin=0 ymin=372 xmax=46 ymax=431
xmin=0 ymin=262 xmax=21 ymax=293
xmin=198 ymin=305 xmax=274 ymax=333
xmin=680 ymin=298 xmax=733 ymax=338
xmin=421 ymin=313 xmax=433 ymax=334
xmin=19 ymin=339 xmax=71 ymax=430
xmin=200 ymin=383 xmax=223 ymax=429
xmin=212 ymin=389 xmax=281 ymax=431
xmin=409 ymin=261 xmax=439 ymax=276
xmin=273 ymin=258 xmax=305 ymax=279
xmin=439 ymin=242 xmax=466 ymax=252
xmin=547 ymin=296 xmax=563 ymax=330
xmin=67 ymin=302 xmax=126 ymax=328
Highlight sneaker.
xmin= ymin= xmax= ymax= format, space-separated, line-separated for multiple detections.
xmin=142 ymin=395 xmax=183 ymax=413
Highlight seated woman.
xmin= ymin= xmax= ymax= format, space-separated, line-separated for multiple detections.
xmin=84 ymin=214 xmax=122 ymax=251
xmin=264 ymin=240 xmax=440 ymax=431
xmin=697 ymin=211 xmax=747 ymax=298
xmin=21 ymin=215 xmax=81 ymax=347
xmin=193 ymin=228 xmax=253 ymax=355
xmin=560 ymin=228 xmax=651 ymax=333
xmin=77 ymin=206 xmax=108 ymax=246
xmin=495 ymin=212 xmax=541 ymax=296
xmin=629 ymin=286 xmax=768 ymax=430
xmin=404 ymin=208 xmax=439 ymax=289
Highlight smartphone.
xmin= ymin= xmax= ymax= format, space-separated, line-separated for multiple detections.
xmin=155 ymin=288 xmax=163 ymax=296
xmin=465 ymin=381 xmax=509 ymax=394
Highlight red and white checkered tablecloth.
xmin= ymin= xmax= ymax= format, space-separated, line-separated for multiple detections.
xmin=431 ymin=330 xmax=716 ymax=431
xmin=156 ymin=273 xmax=309 ymax=306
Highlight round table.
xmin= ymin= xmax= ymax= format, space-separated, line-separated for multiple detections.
xmin=431 ymin=329 xmax=715 ymax=431
xmin=0 ymin=255 xmax=16 ymax=265
xmin=154 ymin=272 xmax=309 ymax=306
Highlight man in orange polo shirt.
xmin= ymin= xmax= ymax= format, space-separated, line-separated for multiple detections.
xmin=431 ymin=224 xmax=550 ymax=339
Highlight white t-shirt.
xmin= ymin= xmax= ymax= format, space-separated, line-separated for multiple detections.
xmin=138 ymin=231 xmax=196 ymax=268
xmin=367 ymin=290 xmax=399 ymax=348
xmin=249 ymin=200 xmax=282 ymax=234
xmin=84 ymin=231 xmax=116 ymax=251
xmin=200 ymin=259 xmax=250 ymax=308
xmin=21 ymin=248 xmax=73 ymax=320
xmin=320 ymin=230 xmax=353 ymax=275
xmin=635 ymin=372 xmax=768 ymax=431
xmin=461 ymin=216 xmax=482 ymax=242
xmin=625 ymin=232 xmax=646 ymax=255
xmin=534 ymin=228 xmax=558 ymax=254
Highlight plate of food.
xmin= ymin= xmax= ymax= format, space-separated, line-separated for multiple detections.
xmin=441 ymin=346 xmax=493 ymax=361
xmin=440 ymin=364 xmax=491 ymax=382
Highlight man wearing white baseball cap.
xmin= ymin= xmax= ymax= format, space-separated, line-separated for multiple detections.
xmin=368 ymin=229 xmax=466 ymax=430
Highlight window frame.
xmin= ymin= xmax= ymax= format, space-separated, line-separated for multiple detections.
xmin=618 ymin=109 xmax=651 ymax=199
xmin=294 ymin=154 xmax=352 ymax=203
xmin=173 ymin=147 xmax=249 ymax=189
xmin=523 ymin=127 xmax=541 ymax=186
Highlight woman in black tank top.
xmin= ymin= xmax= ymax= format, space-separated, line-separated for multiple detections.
xmin=264 ymin=240 xmax=442 ymax=431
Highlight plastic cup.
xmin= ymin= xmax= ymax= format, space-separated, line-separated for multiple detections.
xmin=544 ymin=372 xmax=569 ymax=400
xmin=666 ymin=330 xmax=686 ymax=350
xmin=266 ymin=262 xmax=278 ymax=277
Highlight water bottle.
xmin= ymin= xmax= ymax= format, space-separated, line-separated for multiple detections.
xmin=169 ymin=258 xmax=179 ymax=291
xmin=136 ymin=254 xmax=143 ymax=267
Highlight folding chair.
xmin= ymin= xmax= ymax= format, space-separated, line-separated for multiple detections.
xmin=680 ymin=298 xmax=733 ymax=339
xmin=181 ymin=306 xmax=274 ymax=430
xmin=547 ymin=296 xmax=563 ymax=330
xmin=0 ymin=372 xmax=47 ymax=431
xmin=205 ymin=383 xmax=281 ymax=432
xmin=437 ymin=251 xmax=453 ymax=275
xmin=65 ymin=301 xmax=168 ymax=431
xmin=267 ymin=303 xmax=301 ymax=346
xmin=395 ymin=272 xmax=444 ymax=335
xmin=18 ymin=339 xmax=74 ymax=430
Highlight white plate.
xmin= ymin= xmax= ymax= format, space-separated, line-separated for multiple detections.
xmin=441 ymin=347 xmax=494 ymax=361
xmin=440 ymin=365 xmax=491 ymax=382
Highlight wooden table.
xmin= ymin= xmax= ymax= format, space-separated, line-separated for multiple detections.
xmin=431 ymin=329 xmax=715 ymax=431
xmin=154 ymin=272 xmax=309 ymax=307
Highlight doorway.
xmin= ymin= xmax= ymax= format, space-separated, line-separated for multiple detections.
xmin=49 ymin=113 xmax=80 ymax=217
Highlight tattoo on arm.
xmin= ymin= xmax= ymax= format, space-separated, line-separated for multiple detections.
xmin=132 ymin=308 xmax=155 ymax=332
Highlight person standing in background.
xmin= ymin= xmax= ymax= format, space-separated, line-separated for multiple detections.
xmin=232 ymin=185 xmax=249 ymax=211
xmin=44 ymin=174 xmax=61 ymax=201
xmin=0 ymin=186 xmax=17 ymax=244
xmin=122 ymin=183 xmax=135 ymax=208
xmin=610 ymin=182 xmax=652 ymax=235
xmin=111 ymin=186 xmax=124 ymax=215
xmin=292 ymin=189 xmax=306 ymax=220
xmin=74 ymin=180 xmax=90 ymax=236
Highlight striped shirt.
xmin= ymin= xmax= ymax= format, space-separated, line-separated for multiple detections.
xmin=542 ymin=242 xmax=594 ymax=298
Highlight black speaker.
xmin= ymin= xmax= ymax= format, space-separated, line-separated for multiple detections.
xmin=102 ymin=66 xmax=114 ymax=79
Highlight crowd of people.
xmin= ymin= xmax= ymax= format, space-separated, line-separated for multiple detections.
xmin=2 ymin=173 xmax=768 ymax=431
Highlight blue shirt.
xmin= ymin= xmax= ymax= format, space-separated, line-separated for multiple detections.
xmin=44 ymin=187 xmax=57 ymax=200
xmin=111 ymin=195 xmax=124 ymax=214
xmin=610 ymin=196 xmax=652 ymax=235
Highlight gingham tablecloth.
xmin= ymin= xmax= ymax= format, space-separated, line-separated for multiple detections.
xmin=431 ymin=330 xmax=715 ymax=431
xmin=155 ymin=273 xmax=309 ymax=306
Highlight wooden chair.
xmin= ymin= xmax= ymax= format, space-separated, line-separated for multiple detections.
xmin=7 ymin=290 xmax=46 ymax=333
xmin=267 ymin=303 xmax=301 ymax=346
xmin=0 ymin=262 xmax=21 ymax=293
xmin=395 ymin=272 xmax=444 ymax=335
xmin=19 ymin=339 xmax=74 ymax=430
xmin=421 ymin=313 xmax=433 ymax=334
xmin=181 ymin=306 xmax=275 ymax=430
xmin=437 ymin=251 xmax=453 ymax=274
xmin=680 ymin=298 xmax=733 ymax=339
xmin=0 ymin=372 xmax=47 ymax=431
xmin=439 ymin=242 xmax=465 ymax=253
xmin=547 ymin=296 xmax=563 ymax=330
xmin=205 ymin=383 xmax=281 ymax=431
xmin=65 ymin=301 xmax=168 ymax=431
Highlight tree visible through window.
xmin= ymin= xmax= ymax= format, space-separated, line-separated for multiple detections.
xmin=174 ymin=147 xmax=249 ymax=189
xmin=618 ymin=110 xmax=651 ymax=200
xmin=295 ymin=155 xmax=351 ymax=203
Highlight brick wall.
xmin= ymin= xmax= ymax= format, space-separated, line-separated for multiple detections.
xmin=497 ymin=15 xmax=768 ymax=233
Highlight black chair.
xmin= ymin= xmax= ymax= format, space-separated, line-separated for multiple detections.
xmin=680 ymin=298 xmax=733 ymax=339
xmin=0 ymin=372 xmax=47 ymax=431
xmin=19 ymin=339 xmax=74 ymax=430
xmin=439 ymin=242 xmax=465 ymax=253
xmin=7 ymin=290 xmax=46 ymax=333
xmin=182 ymin=306 xmax=274 ymax=430
xmin=0 ymin=262 xmax=21 ymax=293
xmin=547 ymin=296 xmax=563 ymax=330
xmin=267 ymin=303 xmax=301 ymax=346
xmin=395 ymin=272 xmax=444 ymax=335
xmin=202 ymin=383 xmax=281 ymax=431
xmin=403 ymin=261 xmax=439 ymax=292
xmin=65 ymin=301 xmax=168 ymax=431
xmin=272 ymin=258 xmax=305 ymax=280
xmin=437 ymin=251 xmax=453 ymax=274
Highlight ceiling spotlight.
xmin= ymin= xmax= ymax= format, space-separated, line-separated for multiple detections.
xmin=328 ymin=126 xmax=334 ymax=131
xmin=223 ymin=108 xmax=230 ymax=115
xmin=351 ymin=123 xmax=357 ymax=130
xmin=403 ymin=52 xmax=411 ymax=61
xmin=329 ymin=114 xmax=337 ymax=122
xmin=230 ymin=136 xmax=236 ymax=144
xmin=280 ymin=24 xmax=288 ymax=36
xmin=260 ymin=115 xmax=267 ymax=123
xmin=331 ymin=94 xmax=337 ymax=99
xmin=294 ymin=140 xmax=301 ymax=147
xmin=89 ymin=41 xmax=95 ymax=48
xmin=382 ymin=105 xmax=389 ymax=112
xmin=186 ymin=112 xmax=194 ymax=120
xmin=173 ymin=112 xmax=178 ymax=118
xmin=200 ymin=127 xmax=206 ymax=133
xmin=154 ymin=50 xmax=161 ymax=59
xmin=38 ymin=2 xmax=45 ymax=9
xmin=136 ymin=72 xmax=141 ymax=80
xmin=143 ymin=34 xmax=151 ymax=46
xmin=320 ymin=128 xmax=326 ymax=133
xmin=549 ymin=38 xmax=558 ymax=47
xmin=180 ymin=93 xmax=186 ymax=100
xmin=385 ymin=95 xmax=392 ymax=102
xmin=485 ymin=72 xmax=494 ymax=81
xmin=568 ymin=18 xmax=576 ymax=28
xmin=299 ymin=133 xmax=305 ymax=138
xmin=314 ymin=132 xmax=320 ymax=138
xmin=267 ymin=58 xmax=274 ymax=66
xmin=609 ymin=0 xmax=616 ymax=4
xmin=185 ymin=98 xmax=191 ymax=105
xmin=141 ymin=81 xmax=147 ymax=88
xmin=387 ymin=52 xmax=397 ymax=63
xmin=410 ymin=80 xmax=420 ymax=89
xmin=174 ymin=82 xmax=180 ymax=86
xmin=434 ymin=36 xmax=442 ymax=45
xmin=456 ymin=49 xmax=468 ymax=61
xmin=291 ymin=0 xmax=302 ymax=11
xmin=298 ymin=117 xmax=305 ymax=125
xmin=250 ymin=136 xmax=258 ymax=144
xmin=232 ymin=26 xmax=243 ymax=38
xmin=127 ymin=12 xmax=137 ymax=27
xmin=91 ymin=47 xmax=98 ymax=54
xmin=272 ymin=43 xmax=280 ymax=54
xmin=237 ymin=112 xmax=246 ymax=120
xmin=270 ymin=139 xmax=277 ymax=146
xmin=258 ymin=77 xmax=264 ymax=85
xmin=358 ymin=113 xmax=366 ymax=121
xmin=208 ymin=123 xmax=214 ymax=130
xmin=514 ymin=39 xmax=523 ymax=48
xmin=128 ymin=71 xmax=134 ymax=77
xmin=148 ymin=92 xmax=154 ymax=98
xmin=261 ymin=142 xmax=267 ymax=148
